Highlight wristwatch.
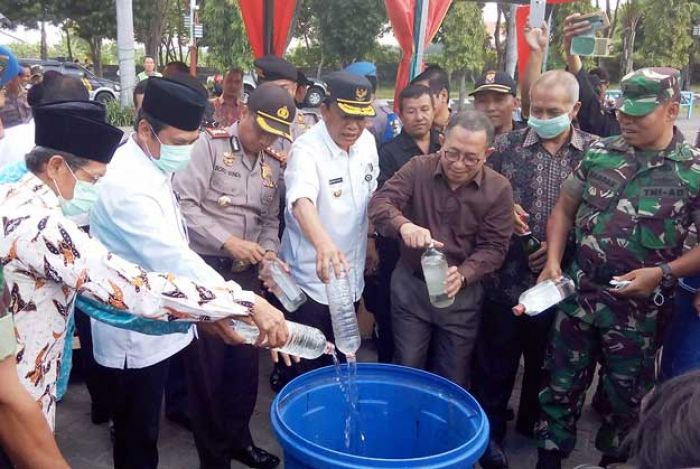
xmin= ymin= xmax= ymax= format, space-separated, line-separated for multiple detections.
xmin=658 ymin=263 xmax=676 ymax=289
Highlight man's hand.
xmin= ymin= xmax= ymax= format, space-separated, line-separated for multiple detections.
xmin=197 ymin=318 xmax=248 ymax=345
xmin=514 ymin=204 xmax=530 ymax=235
xmin=609 ymin=267 xmax=663 ymax=299
xmin=315 ymin=240 xmax=349 ymax=283
xmin=445 ymin=266 xmax=465 ymax=298
xmin=538 ymin=261 xmax=562 ymax=284
xmin=258 ymin=254 xmax=291 ymax=295
xmin=223 ymin=235 xmax=265 ymax=265
xmin=563 ymin=13 xmax=592 ymax=52
xmin=365 ymin=238 xmax=379 ymax=275
xmin=524 ymin=24 xmax=549 ymax=52
xmin=528 ymin=242 xmax=548 ymax=273
xmin=270 ymin=349 xmax=301 ymax=367
xmin=399 ymin=222 xmax=444 ymax=249
xmin=251 ymin=295 xmax=289 ymax=348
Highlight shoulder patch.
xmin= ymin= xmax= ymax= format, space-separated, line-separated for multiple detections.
xmin=205 ymin=127 xmax=231 ymax=139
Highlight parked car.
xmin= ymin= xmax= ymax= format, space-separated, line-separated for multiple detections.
xmin=19 ymin=58 xmax=120 ymax=104
xmin=242 ymin=70 xmax=327 ymax=108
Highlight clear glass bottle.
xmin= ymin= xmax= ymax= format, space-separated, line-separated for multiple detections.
xmin=421 ymin=242 xmax=454 ymax=308
xmin=326 ymin=269 xmax=362 ymax=357
xmin=513 ymin=276 xmax=576 ymax=316
xmin=260 ymin=258 xmax=307 ymax=312
xmin=232 ymin=319 xmax=333 ymax=360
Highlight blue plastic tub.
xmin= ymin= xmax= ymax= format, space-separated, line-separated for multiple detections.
xmin=271 ymin=363 xmax=489 ymax=469
xmin=659 ymin=275 xmax=700 ymax=382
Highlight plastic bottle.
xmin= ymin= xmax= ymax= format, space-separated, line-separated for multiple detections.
xmin=513 ymin=276 xmax=576 ymax=316
xmin=421 ymin=242 xmax=454 ymax=308
xmin=519 ymin=231 xmax=542 ymax=256
xmin=232 ymin=319 xmax=333 ymax=359
xmin=326 ymin=269 xmax=362 ymax=357
xmin=260 ymin=259 xmax=307 ymax=312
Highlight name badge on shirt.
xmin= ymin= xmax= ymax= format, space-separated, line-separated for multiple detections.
xmin=329 ymin=177 xmax=343 ymax=198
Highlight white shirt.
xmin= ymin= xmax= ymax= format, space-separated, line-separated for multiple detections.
xmin=90 ymin=134 xmax=229 ymax=369
xmin=0 ymin=119 xmax=35 ymax=168
xmin=281 ymin=121 xmax=378 ymax=304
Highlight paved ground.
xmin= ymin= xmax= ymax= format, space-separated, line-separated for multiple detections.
xmin=55 ymin=340 xmax=606 ymax=469
xmin=55 ymin=115 xmax=700 ymax=468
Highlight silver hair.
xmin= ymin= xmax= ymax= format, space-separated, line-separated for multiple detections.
xmin=25 ymin=146 xmax=91 ymax=174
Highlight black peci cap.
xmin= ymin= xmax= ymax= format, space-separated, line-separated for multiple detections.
xmin=142 ymin=77 xmax=207 ymax=131
xmin=324 ymin=71 xmax=375 ymax=117
xmin=254 ymin=55 xmax=298 ymax=83
xmin=469 ymin=70 xmax=517 ymax=96
xmin=248 ymin=82 xmax=296 ymax=141
xmin=33 ymin=101 xmax=123 ymax=164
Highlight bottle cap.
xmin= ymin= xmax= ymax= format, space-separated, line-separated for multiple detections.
xmin=512 ymin=304 xmax=526 ymax=316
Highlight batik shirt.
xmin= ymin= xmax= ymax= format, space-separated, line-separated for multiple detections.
xmin=485 ymin=126 xmax=598 ymax=305
xmin=0 ymin=172 xmax=254 ymax=429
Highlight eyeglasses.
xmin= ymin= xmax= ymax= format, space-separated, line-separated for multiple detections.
xmin=441 ymin=149 xmax=484 ymax=166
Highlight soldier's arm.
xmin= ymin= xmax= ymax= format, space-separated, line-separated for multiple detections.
xmin=664 ymin=200 xmax=700 ymax=279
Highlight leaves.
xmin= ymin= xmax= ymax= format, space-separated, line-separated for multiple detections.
xmin=198 ymin=0 xmax=253 ymax=70
xmin=434 ymin=2 xmax=489 ymax=75
xmin=636 ymin=0 xmax=694 ymax=69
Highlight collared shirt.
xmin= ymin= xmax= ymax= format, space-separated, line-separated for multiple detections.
xmin=0 ymin=119 xmax=35 ymax=168
xmin=369 ymin=154 xmax=514 ymax=284
xmin=90 ymin=135 xmax=247 ymax=369
xmin=485 ymin=126 xmax=598 ymax=304
xmin=173 ymin=123 xmax=281 ymax=256
xmin=378 ymin=128 xmax=441 ymax=187
xmin=210 ymin=95 xmax=241 ymax=129
xmin=0 ymin=172 xmax=252 ymax=428
xmin=0 ymin=91 xmax=31 ymax=128
xmin=281 ymin=121 xmax=379 ymax=304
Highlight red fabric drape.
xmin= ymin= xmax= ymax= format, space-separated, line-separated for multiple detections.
xmin=238 ymin=0 xmax=296 ymax=59
xmin=272 ymin=1 xmax=297 ymax=56
xmin=385 ymin=0 xmax=452 ymax=111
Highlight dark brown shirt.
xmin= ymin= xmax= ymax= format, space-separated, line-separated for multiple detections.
xmin=369 ymin=153 xmax=514 ymax=284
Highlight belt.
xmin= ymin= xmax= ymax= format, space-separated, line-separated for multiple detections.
xmin=200 ymin=255 xmax=253 ymax=274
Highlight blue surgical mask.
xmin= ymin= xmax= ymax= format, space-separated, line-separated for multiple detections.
xmin=52 ymin=163 xmax=99 ymax=217
xmin=527 ymin=113 xmax=571 ymax=139
xmin=147 ymin=127 xmax=195 ymax=173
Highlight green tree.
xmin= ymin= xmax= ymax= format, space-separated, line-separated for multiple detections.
xmin=134 ymin=0 xmax=170 ymax=61
xmin=0 ymin=0 xmax=61 ymax=59
xmin=435 ymin=2 xmax=489 ymax=109
xmin=636 ymin=0 xmax=694 ymax=70
xmin=315 ymin=0 xmax=387 ymax=68
xmin=198 ymin=0 xmax=252 ymax=71
xmin=546 ymin=0 xmax=598 ymax=70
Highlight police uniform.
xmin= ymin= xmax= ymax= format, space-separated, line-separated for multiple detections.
xmin=172 ymin=82 xmax=295 ymax=469
xmin=536 ymin=68 xmax=700 ymax=465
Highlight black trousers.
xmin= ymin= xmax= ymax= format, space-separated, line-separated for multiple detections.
xmin=471 ymin=297 xmax=555 ymax=442
xmin=362 ymin=235 xmax=398 ymax=363
xmin=184 ymin=261 xmax=262 ymax=469
xmin=74 ymin=306 xmax=111 ymax=418
xmin=103 ymin=358 xmax=170 ymax=469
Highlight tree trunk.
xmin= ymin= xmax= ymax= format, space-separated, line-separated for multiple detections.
xmin=605 ymin=0 xmax=612 ymax=30
xmin=145 ymin=0 xmax=168 ymax=61
xmin=494 ymin=5 xmax=504 ymax=70
xmin=316 ymin=52 xmax=325 ymax=79
xmin=610 ymin=1 xmax=620 ymax=38
xmin=504 ymin=4 xmax=518 ymax=78
xmin=457 ymin=71 xmax=467 ymax=111
xmin=116 ymin=0 xmax=137 ymax=108
xmin=622 ymin=25 xmax=637 ymax=74
xmin=64 ymin=23 xmax=73 ymax=60
xmin=40 ymin=21 xmax=48 ymax=60
xmin=89 ymin=37 xmax=104 ymax=77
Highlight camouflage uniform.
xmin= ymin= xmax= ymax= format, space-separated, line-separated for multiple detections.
xmin=536 ymin=68 xmax=700 ymax=459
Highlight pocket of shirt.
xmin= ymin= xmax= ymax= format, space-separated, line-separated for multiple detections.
xmin=209 ymin=172 xmax=243 ymax=201
xmin=637 ymin=196 xmax=687 ymax=249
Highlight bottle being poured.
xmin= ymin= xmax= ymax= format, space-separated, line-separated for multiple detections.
xmin=259 ymin=257 xmax=307 ymax=312
xmin=232 ymin=319 xmax=334 ymax=359
xmin=421 ymin=241 xmax=454 ymax=308
xmin=326 ymin=266 xmax=362 ymax=360
xmin=513 ymin=276 xmax=576 ymax=316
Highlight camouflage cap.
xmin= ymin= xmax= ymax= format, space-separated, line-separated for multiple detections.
xmin=617 ymin=67 xmax=681 ymax=117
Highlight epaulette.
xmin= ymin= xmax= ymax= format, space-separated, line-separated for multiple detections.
xmin=205 ymin=127 xmax=231 ymax=139
xmin=264 ymin=146 xmax=287 ymax=164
